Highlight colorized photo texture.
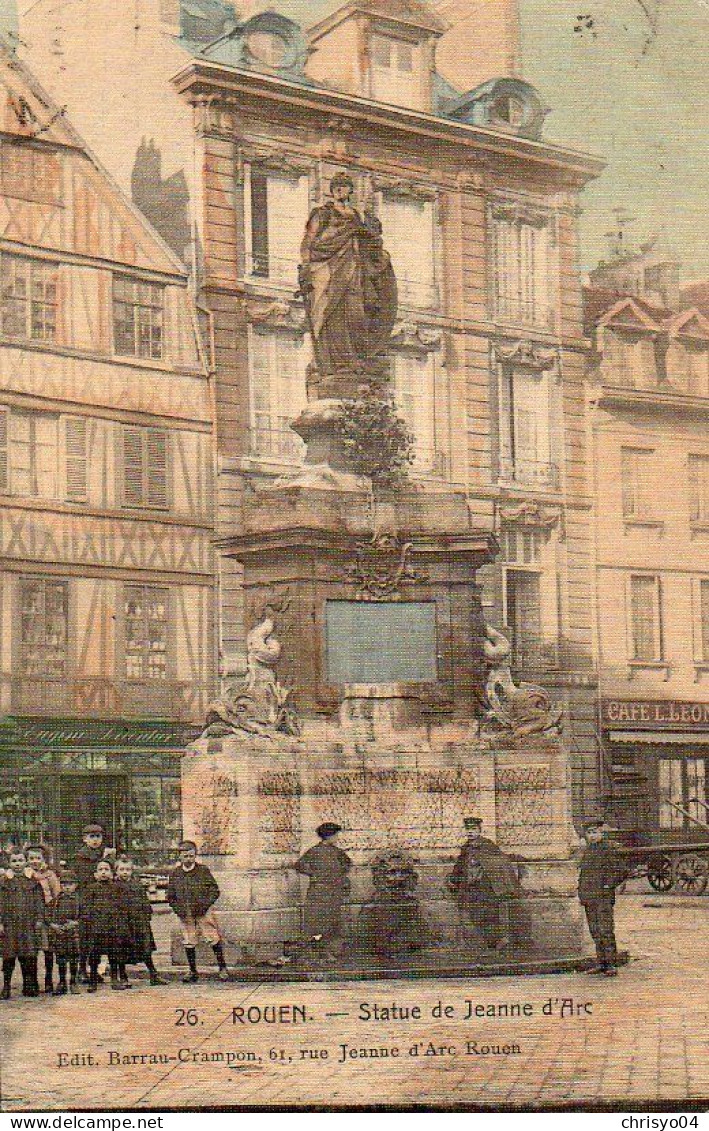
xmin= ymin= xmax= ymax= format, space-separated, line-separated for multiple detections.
xmin=0 ymin=0 xmax=707 ymax=1113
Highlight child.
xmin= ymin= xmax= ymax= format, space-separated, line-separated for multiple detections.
xmin=49 ymin=868 xmax=81 ymax=995
xmin=25 ymin=845 xmax=60 ymax=993
xmin=74 ymin=823 xmax=106 ymax=982
xmin=167 ymin=841 xmax=229 ymax=983
xmin=113 ymin=857 xmax=167 ymax=987
xmin=0 ymin=849 xmax=46 ymax=999
xmin=81 ymin=859 xmax=133 ymax=992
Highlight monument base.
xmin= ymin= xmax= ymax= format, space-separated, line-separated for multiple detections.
xmin=179 ymin=692 xmax=593 ymax=974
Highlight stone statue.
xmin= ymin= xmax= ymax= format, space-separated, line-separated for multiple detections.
xmin=298 ymin=171 xmax=398 ymax=376
xmin=482 ymin=624 xmax=562 ymax=738
xmin=358 ymin=849 xmax=427 ymax=959
xmin=201 ymin=617 xmax=300 ymax=740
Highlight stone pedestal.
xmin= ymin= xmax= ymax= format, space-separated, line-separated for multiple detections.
xmin=180 ymin=697 xmax=588 ymax=965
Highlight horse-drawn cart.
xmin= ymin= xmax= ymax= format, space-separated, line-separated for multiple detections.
xmin=617 ymin=796 xmax=709 ymax=895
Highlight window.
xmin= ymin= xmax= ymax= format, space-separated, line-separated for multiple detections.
xmin=499 ymin=524 xmax=543 ymax=566
xmin=370 ymin=34 xmax=420 ymax=108
xmin=249 ymin=328 xmax=306 ymax=462
xmin=19 ymin=577 xmax=68 ymax=679
xmin=378 ymin=193 xmax=436 ymax=307
xmin=678 ymin=343 xmax=709 ymax=395
xmin=492 ymin=208 xmax=552 ymax=328
xmin=0 ymin=255 xmax=57 ymax=342
xmin=621 ymin=447 xmax=655 ymax=520
xmin=688 ymin=454 xmax=709 ymax=523
xmin=505 ymin=569 xmax=543 ymax=670
xmin=124 ymin=585 xmax=169 ymax=681
xmin=693 ymin=578 xmax=709 ymax=663
xmin=628 ymin=574 xmax=663 ymax=662
xmin=247 ymin=168 xmax=310 ymax=286
xmin=0 ymin=140 xmax=61 ymax=204
xmin=659 ymin=757 xmax=707 ymax=830
xmin=122 ymin=426 xmax=169 ymax=509
xmin=1 ymin=408 xmax=58 ymax=498
xmin=393 ymin=352 xmax=437 ymax=474
xmin=113 ymin=276 xmax=164 ymax=360
xmin=602 ymin=331 xmax=656 ymax=388
xmin=498 ymin=365 xmax=555 ymax=487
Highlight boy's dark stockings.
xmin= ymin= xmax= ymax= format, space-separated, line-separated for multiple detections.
xmin=2 ymin=956 xmax=39 ymax=997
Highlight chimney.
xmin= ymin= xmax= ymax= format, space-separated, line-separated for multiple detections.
xmin=431 ymin=0 xmax=521 ymax=92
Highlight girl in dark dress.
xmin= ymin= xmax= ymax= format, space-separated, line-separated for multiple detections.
xmin=114 ymin=857 xmax=166 ymax=986
xmin=0 ymin=850 xmax=45 ymax=999
xmin=81 ymin=859 xmax=133 ymax=991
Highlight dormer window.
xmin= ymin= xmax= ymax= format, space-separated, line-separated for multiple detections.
xmin=370 ymin=33 xmax=420 ymax=109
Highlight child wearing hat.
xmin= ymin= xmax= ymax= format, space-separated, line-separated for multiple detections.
xmin=0 ymin=848 xmax=46 ymax=998
xmin=113 ymin=857 xmax=167 ymax=986
xmin=25 ymin=845 xmax=60 ymax=993
xmin=167 ymin=841 xmax=229 ymax=984
xmin=74 ymin=823 xmax=107 ymax=982
xmin=48 ymin=868 xmax=81 ymax=994
xmin=81 ymin=858 xmax=133 ymax=991
xmin=578 ymin=819 xmax=628 ymax=977
xmin=294 ymin=823 xmax=352 ymax=960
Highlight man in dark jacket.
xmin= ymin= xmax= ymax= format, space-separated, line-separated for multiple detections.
xmin=447 ymin=816 xmax=521 ymax=950
xmin=578 ymin=819 xmax=627 ymax=976
xmin=167 ymin=841 xmax=229 ymax=984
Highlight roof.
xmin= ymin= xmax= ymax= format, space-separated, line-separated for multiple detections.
xmin=308 ymin=0 xmax=446 ymax=38
xmin=583 ymin=287 xmax=671 ymax=336
xmin=583 ymin=286 xmax=709 ymax=342
xmin=680 ymin=281 xmax=709 ymax=316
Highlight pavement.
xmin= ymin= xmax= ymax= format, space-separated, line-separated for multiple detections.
xmin=1 ymin=889 xmax=709 ymax=1111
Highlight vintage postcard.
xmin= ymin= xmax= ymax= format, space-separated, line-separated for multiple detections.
xmin=0 ymin=0 xmax=708 ymax=1114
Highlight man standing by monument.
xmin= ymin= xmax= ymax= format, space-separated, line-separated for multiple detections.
xmin=294 ymin=823 xmax=352 ymax=961
xmin=577 ymin=819 xmax=627 ymax=977
xmin=447 ymin=816 xmax=520 ymax=951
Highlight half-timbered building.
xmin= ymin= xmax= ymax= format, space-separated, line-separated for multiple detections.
xmin=0 ymin=44 xmax=214 ymax=863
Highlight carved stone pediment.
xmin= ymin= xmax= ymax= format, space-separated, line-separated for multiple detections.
xmin=343 ymin=534 xmax=428 ymax=601
xmin=373 ymin=176 xmax=437 ymax=203
xmin=243 ymin=297 xmax=306 ymax=332
xmin=391 ymin=320 xmax=443 ymax=352
xmin=493 ymin=339 xmax=558 ymax=371
xmin=241 ymin=147 xmax=312 ymax=179
xmin=490 ymin=199 xmax=551 ymax=228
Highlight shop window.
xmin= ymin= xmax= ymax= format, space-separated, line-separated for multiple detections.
xmin=628 ymin=574 xmax=663 ymax=662
xmin=688 ymin=454 xmax=709 ymax=523
xmin=621 ymin=446 xmax=655 ymax=521
xmin=0 ymin=254 xmax=58 ymax=342
xmin=113 ymin=275 xmax=164 ymax=360
xmin=659 ymin=757 xmax=707 ymax=829
xmin=124 ymin=585 xmax=169 ymax=682
xmin=247 ymin=168 xmax=310 ymax=285
xmin=122 ymin=425 xmax=169 ymax=509
xmin=249 ymin=327 xmax=306 ymax=462
xmin=19 ymin=577 xmax=69 ymax=680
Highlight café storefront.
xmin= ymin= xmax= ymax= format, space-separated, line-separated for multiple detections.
xmin=601 ymin=698 xmax=709 ymax=843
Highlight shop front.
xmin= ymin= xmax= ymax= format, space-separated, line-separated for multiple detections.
xmin=601 ymin=698 xmax=709 ymax=845
xmin=0 ymin=718 xmax=198 ymax=866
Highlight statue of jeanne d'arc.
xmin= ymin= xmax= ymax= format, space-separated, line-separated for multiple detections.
xmin=298 ymin=172 xmax=398 ymax=375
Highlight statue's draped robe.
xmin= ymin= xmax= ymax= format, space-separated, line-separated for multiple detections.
xmin=300 ymin=201 xmax=397 ymax=373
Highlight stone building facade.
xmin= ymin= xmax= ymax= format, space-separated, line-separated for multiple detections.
xmin=585 ymin=246 xmax=709 ymax=842
xmin=0 ymin=45 xmax=214 ymax=862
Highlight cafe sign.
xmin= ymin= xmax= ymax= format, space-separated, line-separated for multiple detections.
xmin=602 ymin=699 xmax=709 ymax=729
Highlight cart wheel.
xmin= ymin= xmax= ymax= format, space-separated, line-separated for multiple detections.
xmin=647 ymin=854 xmax=674 ymax=892
xmin=673 ymin=854 xmax=709 ymax=896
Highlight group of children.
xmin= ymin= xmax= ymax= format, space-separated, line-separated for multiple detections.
xmin=0 ymin=823 xmax=166 ymax=999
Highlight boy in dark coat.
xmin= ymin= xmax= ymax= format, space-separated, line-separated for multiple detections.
xmin=49 ymin=868 xmax=81 ymax=994
xmin=167 ymin=841 xmax=229 ymax=984
xmin=578 ymin=819 xmax=628 ymax=977
xmin=74 ymin=823 xmax=107 ymax=983
xmin=81 ymin=859 xmax=133 ymax=991
xmin=114 ymin=857 xmax=167 ymax=986
xmin=294 ymin=823 xmax=352 ymax=959
xmin=447 ymin=816 xmax=521 ymax=950
xmin=26 ymin=845 xmax=60 ymax=993
xmin=0 ymin=850 xmax=45 ymax=999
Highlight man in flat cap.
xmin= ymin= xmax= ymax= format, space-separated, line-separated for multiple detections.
xmin=447 ymin=816 xmax=520 ymax=951
xmin=293 ymin=823 xmax=352 ymax=961
xmin=578 ymin=819 xmax=628 ymax=976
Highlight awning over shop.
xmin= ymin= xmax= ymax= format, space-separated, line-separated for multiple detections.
xmin=608 ymin=731 xmax=709 ymax=744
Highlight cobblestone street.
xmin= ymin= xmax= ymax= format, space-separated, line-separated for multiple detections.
xmin=2 ymin=893 xmax=709 ymax=1111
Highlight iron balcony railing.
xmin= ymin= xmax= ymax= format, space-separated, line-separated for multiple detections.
xmin=498 ymin=456 xmax=560 ymax=489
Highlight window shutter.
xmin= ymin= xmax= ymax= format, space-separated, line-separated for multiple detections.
xmin=65 ymin=415 xmax=88 ymax=502
xmin=0 ymin=408 xmax=7 ymax=492
xmin=146 ymin=428 xmax=168 ymax=509
xmin=123 ymin=426 xmax=144 ymax=506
